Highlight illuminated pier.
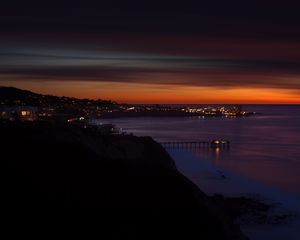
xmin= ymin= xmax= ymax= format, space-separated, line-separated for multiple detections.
xmin=160 ymin=140 xmax=230 ymax=149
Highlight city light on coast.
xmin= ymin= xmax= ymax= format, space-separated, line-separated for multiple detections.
xmin=1 ymin=1 xmax=300 ymax=239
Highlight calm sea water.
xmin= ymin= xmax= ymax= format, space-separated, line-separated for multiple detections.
xmin=96 ymin=105 xmax=300 ymax=197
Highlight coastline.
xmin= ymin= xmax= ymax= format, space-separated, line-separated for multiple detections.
xmin=93 ymin=111 xmax=255 ymax=119
xmin=168 ymin=148 xmax=300 ymax=240
xmin=1 ymin=120 xmax=247 ymax=240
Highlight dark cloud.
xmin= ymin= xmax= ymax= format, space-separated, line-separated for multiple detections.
xmin=0 ymin=0 xmax=300 ymax=94
xmin=0 ymin=60 xmax=300 ymax=90
xmin=1 ymin=1 xmax=300 ymax=39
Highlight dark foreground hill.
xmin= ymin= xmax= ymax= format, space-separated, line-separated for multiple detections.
xmin=1 ymin=120 xmax=247 ymax=239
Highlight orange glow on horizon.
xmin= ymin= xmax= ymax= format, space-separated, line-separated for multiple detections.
xmin=1 ymin=80 xmax=300 ymax=104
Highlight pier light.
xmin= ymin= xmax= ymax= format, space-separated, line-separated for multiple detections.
xmin=211 ymin=140 xmax=222 ymax=148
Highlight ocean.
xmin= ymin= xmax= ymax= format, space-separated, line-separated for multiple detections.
xmin=93 ymin=105 xmax=300 ymax=197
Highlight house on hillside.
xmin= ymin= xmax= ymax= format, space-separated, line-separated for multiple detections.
xmin=0 ymin=106 xmax=38 ymax=121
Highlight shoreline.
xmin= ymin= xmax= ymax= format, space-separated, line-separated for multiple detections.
xmin=167 ymin=148 xmax=300 ymax=240
xmin=92 ymin=111 xmax=256 ymax=119
xmin=1 ymin=120 xmax=248 ymax=240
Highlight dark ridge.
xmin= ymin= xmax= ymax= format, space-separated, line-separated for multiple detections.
xmin=0 ymin=86 xmax=39 ymax=100
xmin=1 ymin=120 xmax=247 ymax=240
xmin=0 ymin=86 xmax=116 ymax=106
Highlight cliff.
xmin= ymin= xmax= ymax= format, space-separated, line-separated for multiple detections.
xmin=1 ymin=120 xmax=247 ymax=239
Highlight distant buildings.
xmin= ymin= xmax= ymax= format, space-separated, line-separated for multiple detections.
xmin=0 ymin=106 xmax=38 ymax=121
xmin=180 ymin=105 xmax=252 ymax=117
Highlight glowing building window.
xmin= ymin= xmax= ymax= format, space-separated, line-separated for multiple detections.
xmin=21 ymin=111 xmax=28 ymax=116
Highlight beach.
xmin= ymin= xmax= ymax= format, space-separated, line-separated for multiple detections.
xmin=93 ymin=105 xmax=300 ymax=239
xmin=168 ymin=148 xmax=300 ymax=240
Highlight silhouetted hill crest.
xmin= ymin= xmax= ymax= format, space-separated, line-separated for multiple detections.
xmin=0 ymin=86 xmax=117 ymax=106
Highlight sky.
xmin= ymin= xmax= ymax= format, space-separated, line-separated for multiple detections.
xmin=1 ymin=0 xmax=300 ymax=103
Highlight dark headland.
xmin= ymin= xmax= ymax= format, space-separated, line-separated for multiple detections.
xmin=0 ymin=86 xmax=250 ymax=239
xmin=1 ymin=120 xmax=248 ymax=240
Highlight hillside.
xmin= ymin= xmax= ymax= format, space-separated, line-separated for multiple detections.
xmin=1 ymin=120 xmax=247 ymax=239
xmin=0 ymin=86 xmax=117 ymax=107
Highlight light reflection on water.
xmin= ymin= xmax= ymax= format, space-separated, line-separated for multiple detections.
xmin=96 ymin=105 xmax=300 ymax=196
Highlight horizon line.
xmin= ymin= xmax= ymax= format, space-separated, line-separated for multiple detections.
xmin=1 ymin=86 xmax=300 ymax=105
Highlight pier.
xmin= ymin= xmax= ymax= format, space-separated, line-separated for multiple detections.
xmin=160 ymin=140 xmax=230 ymax=149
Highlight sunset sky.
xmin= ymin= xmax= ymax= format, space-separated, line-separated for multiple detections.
xmin=1 ymin=1 xmax=300 ymax=103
